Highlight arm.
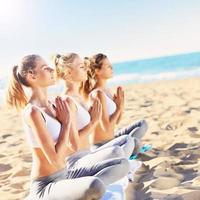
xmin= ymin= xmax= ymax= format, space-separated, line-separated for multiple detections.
xmin=79 ymin=121 xmax=97 ymax=137
xmin=116 ymin=110 xmax=123 ymax=124
xmin=114 ymin=87 xmax=125 ymax=125
xmin=97 ymin=90 xmax=121 ymax=131
xmin=29 ymin=106 xmax=71 ymax=168
xmin=65 ymin=98 xmax=80 ymax=152
xmin=78 ymin=98 xmax=101 ymax=138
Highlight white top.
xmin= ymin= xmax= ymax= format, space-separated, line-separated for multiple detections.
xmin=62 ymin=95 xmax=91 ymax=130
xmin=90 ymin=88 xmax=117 ymax=116
xmin=22 ymin=104 xmax=61 ymax=148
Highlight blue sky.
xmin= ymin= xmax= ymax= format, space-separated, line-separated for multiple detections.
xmin=0 ymin=0 xmax=200 ymax=76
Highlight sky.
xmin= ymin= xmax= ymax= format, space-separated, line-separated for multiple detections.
xmin=0 ymin=0 xmax=200 ymax=76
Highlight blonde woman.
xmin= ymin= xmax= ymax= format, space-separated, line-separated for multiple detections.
xmin=83 ymin=53 xmax=148 ymax=155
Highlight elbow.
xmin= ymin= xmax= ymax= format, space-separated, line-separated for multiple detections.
xmin=68 ymin=140 xmax=80 ymax=152
xmin=70 ymin=143 xmax=79 ymax=152
xmin=48 ymin=156 xmax=64 ymax=168
xmin=101 ymin=121 xmax=113 ymax=132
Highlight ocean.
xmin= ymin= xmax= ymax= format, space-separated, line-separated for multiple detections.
xmin=1 ymin=52 xmax=200 ymax=104
xmin=109 ymin=52 xmax=200 ymax=85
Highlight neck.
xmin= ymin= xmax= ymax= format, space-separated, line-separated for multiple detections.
xmin=95 ymin=78 xmax=107 ymax=89
xmin=30 ymin=87 xmax=49 ymax=107
xmin=64 ymin=81 xmax=81 ymax=96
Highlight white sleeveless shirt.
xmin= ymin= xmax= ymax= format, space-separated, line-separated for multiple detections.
xmin=90 ymin=88 xmax=117 ymax=116
xmin=22 ymin=104 xmax=61 ymax=148
xmin=62 ymin=95 xmax=91 ymax=130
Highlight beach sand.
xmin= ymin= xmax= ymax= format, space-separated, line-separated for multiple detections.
xmin=1 ymin=77 xmax=200 ymax=200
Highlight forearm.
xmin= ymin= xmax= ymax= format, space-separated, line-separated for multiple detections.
xmin=68 ymin=125 xmax=80 ymax=152
xmin=55 ymin=123 xmax=71 ymax=159
xmin=79 ymin=121 xmax=97 ymax=138
xmin=116 ymin=110 xmax=123 ymax=124
xmin=101 ymin=108 xmax=121 ymax=132
xmin=109 ymin=108 xmax=121 ymax=126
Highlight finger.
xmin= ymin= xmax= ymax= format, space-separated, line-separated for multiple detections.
xmin=117 ymin=87 xmax=120 ymax=95
xmin=59 ymin=98 xmax=65 ymax=113
xmin=93 ymin=101 xmax=97 ymax=113
xmin=96 ymin=98 xmax=101 ymax=107
xmin=55 ymin=97 xmax=61 ymax=112
xmin=63 ymin=100 xmax=68 ymax=111
xmin=117 ymin=86 xmax=121 ymax=93
xmin=93 ymin=98 xmax=98 ymax=109
xmin=120 ymin=90 xmax=123 ymax=98
xmin=57 ymin=97 xmax=64 ymax=111
xmin=98 ymin=102 xmax=102 ymax=115
xmin=60 ymin=99 xmax=66 ymax=111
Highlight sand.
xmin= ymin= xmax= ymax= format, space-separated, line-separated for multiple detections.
xmin=1 ymin=77 xmax=200 ymax=200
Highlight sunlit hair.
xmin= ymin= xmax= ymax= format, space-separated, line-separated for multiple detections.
xmin=6 ymin=55 xmax=40 ymax=109
xmin=52 ymin=53 xmax=79 ymax=80
xmin=82 ymin=53 xmax=107 ymax=99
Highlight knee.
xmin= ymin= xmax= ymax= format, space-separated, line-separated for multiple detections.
xmin=111 ymin=146 xmax=124 ymax=158
xmin=136 ymin=119 xmax=148 ymax=138
xmin=120 ymin=158 xmax=130 ymax=173
xmin=141 ymin=119 xmax=148 ymax=132
xmin=86 ymin=177 xmax=105 ymax=200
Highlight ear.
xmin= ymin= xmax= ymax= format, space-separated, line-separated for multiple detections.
xmin=26 ymin=70 xmax=37 ymax=82
xmin=94 ymin=68 xmax=100 ymax=75
xmin=63 ymin=68 xmax=72 ymax=80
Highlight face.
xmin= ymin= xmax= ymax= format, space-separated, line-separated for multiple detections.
xmin=69 ymin=56 xmax=87 ymax=82
xmin=29 ymin=57 xmax=55 ymax=87
xmin=96 ymin=58 xmax=113 ymax=79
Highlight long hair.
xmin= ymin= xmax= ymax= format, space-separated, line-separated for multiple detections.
xmin=6 ymin=55 xmax=40 ymax=109
xmin=82 ymin=53 xmax=107 ymax=99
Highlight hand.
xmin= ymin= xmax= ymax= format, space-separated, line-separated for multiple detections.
xmin=113 ymin=86 xmax=124 ymax=111
xmin=89 ymin=97 xmax=102 ymax=125
xmin=54 ymin=97 xmax=71 ymax=126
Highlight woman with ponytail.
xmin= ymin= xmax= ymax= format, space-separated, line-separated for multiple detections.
xmin=6 ymin=55 xmax=131 ymax=200
xmin=83 ymin=53 xmax=148 ymax=155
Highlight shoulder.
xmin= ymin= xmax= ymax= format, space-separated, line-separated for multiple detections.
xmin=28 ymin=105 xmax=43 ymax=122
xmin=23 ymin=104 xmax=45 ymax=127
xmin=64 ymin=96 xmax=77 ymax=112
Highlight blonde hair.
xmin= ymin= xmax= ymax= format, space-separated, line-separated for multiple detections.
xmin=6 ymin=55 xmax=40 ymax=109
xmin=82 ymin=53 xmax=107 ymax=99
xmin=53 ymin=53 xmax=79 ymax=80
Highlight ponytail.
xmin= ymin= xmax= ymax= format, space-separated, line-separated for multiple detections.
xmin=52 ymin=54 xmax=62 ymax=80
xmin=6 ymin=65 xmax=28 ymax=109
xmin=5 ymin=54 xmax=40 ymax=110
xmin=82 ymin=54 xmax=107 ymax=100
xmin=82 ymin=57 xmax=96 ymax=100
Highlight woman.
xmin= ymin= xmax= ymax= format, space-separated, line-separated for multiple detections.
xmin=53 ymin=53 xmax=139 ymax=163
xmin=6 ymin=54 xmax=130 ymax=200
xmin=83 ymin=53 xmax=148 ymax=153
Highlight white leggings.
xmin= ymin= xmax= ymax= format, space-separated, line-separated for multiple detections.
xmin=28 ymin=157 xmax=130 ymax=200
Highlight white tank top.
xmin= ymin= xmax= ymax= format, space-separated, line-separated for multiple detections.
xmin=90 ymin=88 xmax=117 ymax=116
xmin=22 ymin=104 xmax=61 ymax=148
xmin=62 ymin=95 xmax=91 ymax=130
